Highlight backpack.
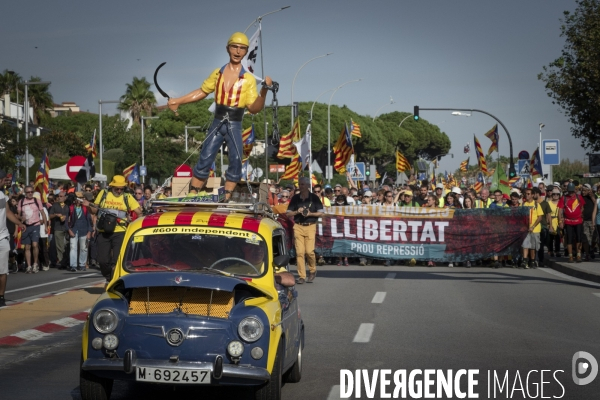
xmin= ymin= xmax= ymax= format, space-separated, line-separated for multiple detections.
xmin=68 ymin=204 xmax=89 ymax=228
xmin=20 ymin=197 xmax=42 ymax=226
xmin=96 ymin=190 xmax=131 ymax=234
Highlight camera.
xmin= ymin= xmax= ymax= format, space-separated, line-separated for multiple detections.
xmin=301 ymin=208 xmax=310 ymax=217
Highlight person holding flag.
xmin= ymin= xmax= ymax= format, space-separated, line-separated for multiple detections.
xmin=167 ymin=32 xmax=273 ymax=202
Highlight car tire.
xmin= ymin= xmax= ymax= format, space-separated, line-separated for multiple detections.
xmin=80 ymin=368 xmax=114 ymax=400
xmin=255 ymin=340 xmax=283 ymax=400
xmin=285 ymin=330 xmax=303 ymax=383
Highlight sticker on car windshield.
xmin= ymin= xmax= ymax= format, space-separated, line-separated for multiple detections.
xmin=246 ymin=233 xmax=260 ymax=245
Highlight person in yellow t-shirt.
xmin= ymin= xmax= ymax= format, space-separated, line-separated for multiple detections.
xmin=84 ymin=175 xmax=142 ymax=284
xmin=167 ymin=32 xmax=273 ymax=201
xmin=547 ymin=187 xmax=561 ymax=257
xmin=521 ymin=188 xmax=545 ymax=269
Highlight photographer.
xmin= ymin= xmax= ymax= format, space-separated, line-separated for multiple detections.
xmin=286 ymin=177 xmax=324 ymax=284
xmin=83 ymin=176 xmax=141 ymax=285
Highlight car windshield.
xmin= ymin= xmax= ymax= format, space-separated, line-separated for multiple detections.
xmin=123 ymin=228 xmax=268 ymax=277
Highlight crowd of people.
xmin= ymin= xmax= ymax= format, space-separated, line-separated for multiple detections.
xmin=266 ymin=176 xmax=600 ymax=273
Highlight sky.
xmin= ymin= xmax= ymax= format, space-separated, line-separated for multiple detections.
xmin=1 ymin=0 xmax=584 ymax=175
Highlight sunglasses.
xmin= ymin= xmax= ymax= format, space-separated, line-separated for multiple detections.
xmin=135 ymin=192 xmax=143 ymax=195
xmin=25 ymin=191 xmax=33 ymax=194
xmin=113 ymin=188 xmax=124 ymax=192
xmin=314 ymin=190 xmax=321 ymax=194
xmin=85 ymin=189 xmax=92 ymax=192
xmin=281 ymin=196 xmax=289 ymax=198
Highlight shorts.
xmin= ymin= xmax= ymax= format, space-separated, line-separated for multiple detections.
xmin=22 ymin=225 xmax=40 ymax=245
xmin=522 ymin=232 xmax=540 ymax=251
xmin=0 ymin=236 xmax=10 ymax=274
xmin=583 ymin=221 xmax=595 ymax=245
xmin=564 ymin=224 xmax=583 ymax=245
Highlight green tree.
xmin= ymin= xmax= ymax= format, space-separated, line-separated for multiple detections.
xmin=0 ymin=69 xmax=24 ymax=101
xmin=552 ymin=158 xmax=589 ymax=183
xmin=117 ymin=77 xmax=157 ymax=125
xmin=25 ymin=77 xmax=53 ymax=125
xmin=538 ymin=0 xmax=600 ymax=150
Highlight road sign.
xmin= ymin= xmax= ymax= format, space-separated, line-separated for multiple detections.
xmin=348 ymin=162 xmax=365 ymax=181
xmin=174 ymin=164 xmax=192 ymax=177
xmin=517 ymin=160 xmax=531 ymax=176
xmin=252 ymin=167 xmax=263 ymax=179
xmin=542 ymin=139 xmax=560 ymax=165
xmin=139 ymin=165 xmax=147 ymax=176
xmin=66 ymin=155 xmax=87 ymax=181
xmin=269 ymin=164 xmax=285 ymax=173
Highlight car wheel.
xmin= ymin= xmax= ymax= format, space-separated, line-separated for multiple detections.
xmin=255 ymin=340 xmax=283 ymax=400
xmin=285 ymin=330 xmax=303 ymax=383
xmin=80 ymin=368 xmax=113 ymax=400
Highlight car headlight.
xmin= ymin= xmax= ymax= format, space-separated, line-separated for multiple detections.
xmin=238 ymin=317 xmax=263 ymax=342
xmin=93 ymin=309 xmax=118 ymax=334
xmin=227 ymin=340 xmax=244 ymax=357
xmin=103 ymin=334 xmax=119 ymax=350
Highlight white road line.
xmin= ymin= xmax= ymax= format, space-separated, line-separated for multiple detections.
xmin=24 ymin=298 xmax=41 ymax=303
xmin=353 ymin=323 xmax=374 ymax=343
xmin=12 ymin=329 xmax=50 ymax=341
xmin=5 ymin=273 xmax=100 ymax=294
xmin=538 ymin=268 xmax=600 ymax=287
xmin=593 ymin=293 xmax=600 ymax=298
xmin=51 ymin=317 xmax=85 ymax=327
xmin=385 ymin=273 xmax=396 ymax=280
xmin=371 ymin=292 xmax=386 ymax=303
xmin=327 ymin=385 xmax=342 ymax=400
xmin=53 ymin=291 xmax=68 ymax=296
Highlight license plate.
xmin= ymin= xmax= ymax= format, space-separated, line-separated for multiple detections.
xmin=136 ymin=367 xmax=211 ymax=384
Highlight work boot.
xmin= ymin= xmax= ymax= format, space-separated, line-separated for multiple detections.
xmin=296 ymin=278 xmax=305 ymax=285
xmin=307 ymin=272 xmax=316 ymax=283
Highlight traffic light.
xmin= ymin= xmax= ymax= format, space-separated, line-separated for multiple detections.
xmin=508 ymin=163 xmax=517 ymax=179
xmin=413 ymin=105 xmax=420 ymax=121
xmin=365 ymin=163 xmax=370 ymax=177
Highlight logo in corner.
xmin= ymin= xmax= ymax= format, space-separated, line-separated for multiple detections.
xmin=172 ymin=276 xmax=190 ymax=285
xmin=572 ymin=351 xmax=598 ymax=385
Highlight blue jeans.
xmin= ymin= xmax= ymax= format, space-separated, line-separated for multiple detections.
xmin=69 ymin=233 xmax=88 ymax=269
xmin=193 ymin=118 xmax=243 ymax=182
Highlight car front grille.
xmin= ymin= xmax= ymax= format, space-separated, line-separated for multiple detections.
xmin=129 ymin=287 xmax=234 ymax=318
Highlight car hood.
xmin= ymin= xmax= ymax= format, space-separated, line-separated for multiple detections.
xmin=115 ymin=272 xmax=273 ymax=299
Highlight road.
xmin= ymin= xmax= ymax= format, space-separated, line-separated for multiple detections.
xmin=1 ymin=265 xmax=600 ymax=399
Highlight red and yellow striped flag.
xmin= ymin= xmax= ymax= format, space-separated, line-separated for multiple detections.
xmin=460 ymin=157 xmax=469 ymax=172
xmin=350 ymin=119 xmax=361 ymax=138
xmin=333 ymin=124 xmax=353 ymax=173
xmin=473 ymin=134 xmax=488 ymax=175
xmin=281 ymin=153 xmax=302 ymax=181
xmin=484 ymin=124 xmax=499 ymax=155
xmin=34 ymin=151 xmax=50 ymax=203
xmin=395 ymin=150 xmax=410 ymax=172
xmin=276 ymin=120 xmax=300 ymax=159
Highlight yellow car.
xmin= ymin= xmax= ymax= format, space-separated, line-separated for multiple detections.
xmin=80 ymin=202 xmax=303 ymax=400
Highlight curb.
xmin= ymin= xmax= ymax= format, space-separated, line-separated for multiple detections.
xmin=546 ymin=259 xmax=600 ymax=285
xmin=0 ymin=311 xmax=89 ymax=346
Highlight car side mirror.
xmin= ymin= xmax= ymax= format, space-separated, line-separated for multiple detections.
xmin=273 ymin=254 xmax=290 ymax=268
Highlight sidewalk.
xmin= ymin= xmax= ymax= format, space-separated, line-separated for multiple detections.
xmin=545 ymin=255 xmax=600 ymax=284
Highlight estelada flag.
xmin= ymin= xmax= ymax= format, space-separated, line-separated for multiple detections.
xmin=460 ymin=158 xmax=469 ymax=172
xmin=395 ymin=150 xmax=410 ymax=172
xmin=123 ymin=163 xmax=136 ymax=179
xmin=281 ymin=153 xmax=302 ymax=181
xmin=473 ymin=134 xmax=488 ymax=175
xmin=484 ymin=124 xmax=499 ymax=155
xmin=85 ymin=129 xmax=97 ymax=158
xmin=34 ymin=151 xmax=50 ymax=203
xmin=350 ymin=119 xmax=361 ymax=138
xmin=333 ymin=124 xmax=353 ymax=173
xmin=277 ymin=120 xmax=300 ymax=159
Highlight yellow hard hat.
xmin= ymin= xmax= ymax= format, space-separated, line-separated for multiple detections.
xmin=227 ymin=32 xmax=249 ymax=47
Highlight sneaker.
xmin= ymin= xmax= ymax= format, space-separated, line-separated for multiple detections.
xmin=448 ymin=263 xmax=454 ymax=268
xmin=317 ymin=257 xmax=326 ymax=266
xmin=576 ymin=254 xmax=582 ymax=263
xmin=568 ymin=255 xmax=574 ymax=263
xmin=359 ymin=261 xmax=366 ymax=266
xmin=307 ymin=272 xmax=316 ymax=283
xmin=531 ymin=261 xmax=538 ymax=269
xmin=466 ymin=261 xmax=471 ymax=268
xmin=296 ymin=278 xmax=305 ymax=284
xmin=32 ymin=264 xmax=39 ymax=273
xmin=519 ymin=261 xmax=528 ymax=269
xmin=344 ymin=259 xmax=349 ymax=266
xmin=493 ymin=261 xmax=501 ymax=269
xmin=384 ymin=260 xmax=391 ymax=266
xmin=42 ymin=264 xmax=49 ymax=271
xmin=69 ymin=268 xmax=77 ymax=272
xmin=337 ymin=261 xmax=343 ymax=266
xmin=25 ymin=265 xmax=32 ymax=274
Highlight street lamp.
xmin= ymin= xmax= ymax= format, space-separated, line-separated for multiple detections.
xmin=398 ymin=114 xmax=414 ymax=128
xmin=372 ymin=96 xmax=395 ymax=122
xmin=141 ymin=116 xmax=159 ymax=183
xmin=23 ymin=80 xmax=51 ymax=183
xmin=309 ymin=88 xmax=335 ymax=122
xmin=98 ymin=99 xmax=120 ymax=175
xmin=327 ymin=79 xmax=362 ymax=182
xmin=291 ymin=53 xmax=333 ymax=127
xmin=451 ymin=111 xmax=471 ymax=117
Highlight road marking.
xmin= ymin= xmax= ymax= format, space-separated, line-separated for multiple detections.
xmin=371 ymin=292 xmax=386 ymax=303
xmin=593 ymin=293 xmax=600 ymax=298
xmin=538 ymin=268 xmax=600 ymax=287
xmin=52 ymin=317 xmax=85 ymax=327
xmin=5 ymin=273 xmax=100 ymax=294
xmin=12 ymin=329 xmax=50 ymax=341
xmin=327 ymin=385 xmax=342 ymax=400
xmin=24 ymin=298 xmax=41 ymax=303
xmin=353 ymin=323 xmax=374 ymax=343
xmin=53 ymin=291 xmax=68 ymax=296
xmin=385 ymin=273 xmax=396 ymax=280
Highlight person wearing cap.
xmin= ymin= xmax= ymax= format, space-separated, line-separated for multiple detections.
xmin=0 ymin=171 xmax=27 ymax=307
xmin=547 ymin=187 xmax=562 ymax=258
xmin=84 ymin=175 xmax=141 ymax=284
xmin=435 ymin=184 xmax=445 ymax=207
xmin=167 ymin=32 xmax=273 ymax=202
xmin=399 ymin=190 xmax=420 ymax=207
xmin=580 ymin=183 xmax=597 ymax=261
xmin=557 ymin=183 xmax=585 ymax=263
xmin=67 ymin=192 xmax=93 ymax=271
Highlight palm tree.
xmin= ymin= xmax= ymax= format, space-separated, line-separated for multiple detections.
xmin=118 ymin=77 xmax=157 ymax=125
xmin=0 ymin=70 xmax=24 ymax=103
xmin=26 ymin=76 xmax=53 ymax=125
